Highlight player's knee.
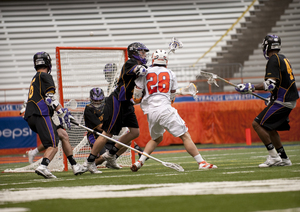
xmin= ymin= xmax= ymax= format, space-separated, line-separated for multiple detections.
xmin=130 ymin=128 xmax=140 ymax=139
xmin=252 ymin=120 xmax=259 ymax=131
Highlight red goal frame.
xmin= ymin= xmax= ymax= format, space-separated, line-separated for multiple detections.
xmin=55 ymin=46 xmax=131 ymax=171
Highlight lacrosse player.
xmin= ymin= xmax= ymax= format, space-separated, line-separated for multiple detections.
xmin=24 ymin=52 xmax=73 ymax=179
xmin=84 ymin=42 xmax=149 ymax=172
xmin=103 ymin=63 xmax=145 ymax=158
xmin=83 ymin=87 xmax=123 ymax=172
xmin=235 ymin=35 xmax=299 ymax=167
xmin=131 ymin=49 xmax=218 ymax=172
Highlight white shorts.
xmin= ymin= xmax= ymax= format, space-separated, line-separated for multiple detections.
xmin=147 ymin=106 xmax=188 ymax=140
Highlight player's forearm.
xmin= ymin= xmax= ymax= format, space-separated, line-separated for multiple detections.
xmin=253 ymin=83 xmax=264 ymax=91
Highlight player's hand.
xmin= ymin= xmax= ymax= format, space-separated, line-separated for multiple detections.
xmin=135 ymin=65 xmax=147 ymax=76
xmin=235 ymin=83 xmax=254 ymax=94
xmin=264 ymin=94 xmax=271 ymax=106
xmin=57 ymin=108 xmax=72 ymax=130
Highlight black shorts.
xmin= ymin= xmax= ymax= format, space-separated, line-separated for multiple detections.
xmin=254 ymin=102 xmax=292 ymax=131
xmin=102 ymin=95 xmax=139 ymax=135
xmin=27 ymin=115 xmax=59 ymax=148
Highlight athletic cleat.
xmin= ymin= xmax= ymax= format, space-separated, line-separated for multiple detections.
xmin=102 ymin=151 xmax=122 ymax=169
xmin=277 ymin=158 xmax=292 ymax=166
xmin=35 ymin=165 xmax=57 ymax=179
xmin=72 ymin=163 xmax=88 ymax=175
xmin=130 ymin=160 xmax=143 ymax=172
xmin=26 ymin=149 xmax=35 ymax=164
xmin=199 ymin=161 xmax=218 ymax=169
xmin=258 ymin=155 xmax=282 ymax=168
xmin=83 ymin=161 xmax=102 ymax=174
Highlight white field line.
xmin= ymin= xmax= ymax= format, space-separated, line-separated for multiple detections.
xmin=1 ymin=178 xmax=300 ymax=203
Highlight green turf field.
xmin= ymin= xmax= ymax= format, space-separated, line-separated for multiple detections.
xmin=1 ymin=142 xmax=300 ymax=212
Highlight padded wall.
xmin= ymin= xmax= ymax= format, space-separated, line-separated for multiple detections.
xmin=134 ymin=100 xmax=300 ymax=147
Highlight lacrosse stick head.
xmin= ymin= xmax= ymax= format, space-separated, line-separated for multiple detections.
xmin=188 ymin=83 xmax=198 ymax=98
xmin=168 ymin=37 xmax=183 ymax=54
xmin=64 ymin=99 xmax=78 ymax=109
xmin=200 ymin=71 xmax=219 ymax=87
xmin=103 ymin=63 xmax=117 ymax=83
xmin=162 ymin=162 xmax=184 ymax=172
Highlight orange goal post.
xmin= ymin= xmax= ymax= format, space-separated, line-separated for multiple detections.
xmin=56 ymin=46 xmax=134 ymax=171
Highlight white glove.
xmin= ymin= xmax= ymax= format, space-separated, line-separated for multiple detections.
xmin=133 ymin=86 xmax=143 ymax=104
xmin=20 ymin=100 xmax=27 ymax=115
xmin=235 ymin=83 xmax=255 ymax=94
xmin=57 ymin=108 xmax=72 ymax=130
xmin=135 ymin=65 xmax=147 ymax=76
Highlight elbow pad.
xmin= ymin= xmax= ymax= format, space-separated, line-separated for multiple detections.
xmin=45 ymin=92 xmax=60 ymax=109
xmin=263 ymin=79 xmax=276 ymax=91
xmin=133 ymin=86 xmax=143 ymax=104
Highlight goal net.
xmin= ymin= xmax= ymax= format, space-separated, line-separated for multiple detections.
xmin=56 ymin=46 xmax=135 ymax=171
xmin=4 ymin=47 xmax=135 ymax=173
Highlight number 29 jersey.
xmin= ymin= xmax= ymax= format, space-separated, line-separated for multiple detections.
xmin=135 ymin=65 xmax=178 ymax=114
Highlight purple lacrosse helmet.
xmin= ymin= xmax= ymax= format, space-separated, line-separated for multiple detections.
xmin=261 ymin=35 xmax=281 ymax=60
xmin=90 ymin=87 xmax=105 ymax=108
xmin=127 ymin=42 xmax=149 ymax=64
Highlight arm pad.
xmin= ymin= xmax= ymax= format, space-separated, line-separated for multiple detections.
xmin=263 ymin=79 xmax=276 ymax=91
xmin=45 ymin=92 xmax=60 ymax=109
xmin=133 ymin=86 xmax=143 ymax=104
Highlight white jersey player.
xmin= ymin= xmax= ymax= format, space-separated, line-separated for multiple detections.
xmin=131 ymin=49 xmax=218 ymax=172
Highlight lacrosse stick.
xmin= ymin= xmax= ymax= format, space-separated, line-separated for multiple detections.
xmin=176 ymin=83 xmax=198 ymax=99
xmin=200 ymin=70 xmax=269 ymax=102
xmin=70 ymin=119 xmax=184 ymax=172
xmin=168 ymin=37 xmax=183 ymax=54
xmin=64 ymin=99 xmax=78 ymax=109
xmin=200 ymin=71 xmax=292 ymax=107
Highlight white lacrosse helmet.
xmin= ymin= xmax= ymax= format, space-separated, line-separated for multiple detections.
xmin=152 ymin=49 xmax=168 ymax=67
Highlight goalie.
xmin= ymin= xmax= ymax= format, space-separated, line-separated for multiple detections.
xmin=131 ymin=49 xmax=217 ymax=172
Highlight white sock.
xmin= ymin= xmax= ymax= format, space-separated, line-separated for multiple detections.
xmin=194 ymin=154 xmax=204 ymax=163
xmin=32 ymin=148 xmax=39 ymax=156
xmin=268 ymin=148 xmax=278 ymax=157
xmin=139 ymin=155 xmax=148 ymax=164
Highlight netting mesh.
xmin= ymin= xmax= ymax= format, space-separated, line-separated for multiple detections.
xmin=58 ymin=48 xmax=132 ymax=169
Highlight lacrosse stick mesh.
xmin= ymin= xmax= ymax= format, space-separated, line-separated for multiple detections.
xmin=162 ymin=162 xmax=185 ymax=172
